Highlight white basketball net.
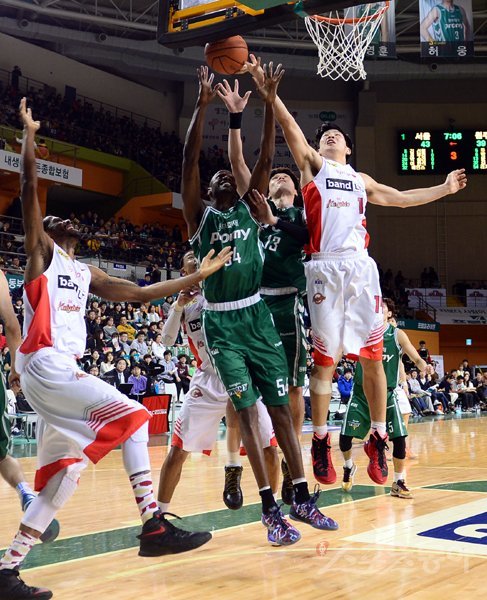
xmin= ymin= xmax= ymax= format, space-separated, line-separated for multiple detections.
xmin=304 ymin=2 xmax=389 ymax=81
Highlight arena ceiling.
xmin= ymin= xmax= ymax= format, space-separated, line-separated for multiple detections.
xmin=0 ymin=0 xmax=486 ymax=88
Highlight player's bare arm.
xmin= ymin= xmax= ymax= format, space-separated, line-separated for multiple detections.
xmin=18 ymin=98 xmax=54 ymax=283
xmin=182 ymin=66 xmax=216 ymax=238
xmin=244 ymin=62 xmax=284 ymax=196
xmin=0 ymin=271 xmax=22 ymax=391
xmin=246 ymin=55 xmax=321 ymax=184
xmin=420 ymin=7 xmax=439 ymax=42
xmin=217 ymin=78 xmax=252 ymax=196
xmin=88 ymin=247 xmax=232 ymax=302
xmin=397 ymin=329 xmax=427 ymax=373
xmin=362 ymin=168 xmax=467 ymax=208
xmin=460 ymin=7 xmax=471 ymax=40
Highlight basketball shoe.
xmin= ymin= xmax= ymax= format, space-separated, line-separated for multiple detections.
xmin=341 ymin=463 xmax=357 ymax=492
xmin=261 ymin=505 xmax=301 ymax=546
xmin=363 ymin=431 xmax=389 ymax=485
xmin=223 ymin=466 xmax=243 ymax=510
xmin=311 ymin=433 xmax=336 ymax=484
xmin=138 ymin=512 xmax=212 ymax=557
xmin=280 ymin=460 xmax=294 ymax=505
xmin=390 ymin=480 xmax=413 ymax=499
xmin=21 ymin=495 xmax=60 ymax=544
xmin=0 ymin=569 xmax=52 ymax=599
xmin=290 ymin=487 xmax=339 ymax=530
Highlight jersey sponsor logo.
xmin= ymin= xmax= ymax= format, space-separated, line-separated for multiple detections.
xmin=209 ymin=348 xmax=219 ymax=356
xmin=326 ymin=178 xmax=353 ymax=191
xmin=57 ymin=300 xmax=82 ymax=313
xmin=383 ymin=353 xmax=394 ymax=363
xmin=210 ymin=228 xmax=251 ymax=244
xmin=326 ymin=199 xmax=351 ymax=208
xmin=190 ymin=388 xmax=203 ymax=398
xmin=227 ymin=382 xmax=248 ymax=399
xmin=313 ymin=293 xmax=326 ymax=304
xmin=57 ymin=274 xmax=86 ymax=300
xmin=314 ymin=279 xmax=324 ymax=285
xmin=187 ymin=318 xmax=201 ymax=333
xmin=349 ymin=419 xmax=361 ymax=430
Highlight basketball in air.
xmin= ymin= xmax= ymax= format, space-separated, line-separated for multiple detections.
xmin=204 ymin=36 xmax=249 ymax=75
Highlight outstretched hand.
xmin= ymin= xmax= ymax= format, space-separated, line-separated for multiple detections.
xmin=19 ymin=97 xmax=40 ymax=133
xmin=255 ymin=62 xmax=285 ymax=103
xmin=216 ymin=79 xmax=251 ymax=113
xmin=245 ymin=54 xmax=265 ymax=88
xmin=246 ymin=189 xmax=277 ymax=226
xmin=445 ymin=169 xmax=467 ymax=194
xmin=176 ymin=285 xmax=200 ymax=307
xmin=199 ymin=247 xmax=233 ymax=279
xmin=197 ymin=66 xmax=217 ymax=105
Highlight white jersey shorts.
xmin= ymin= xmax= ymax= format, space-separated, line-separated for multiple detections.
xmin=21 ymin=348 xmax=150 ymax=491
xmin=306 ymin=250 xmax=384 ymax=366
xmin=395 ymin=386 xmax=412 ymax=416
xmin=172 ymin=368 xmax=276 ymax=454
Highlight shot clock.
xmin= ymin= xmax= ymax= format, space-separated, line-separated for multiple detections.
xmin=398 ymin=130 xmax=487 ymax=174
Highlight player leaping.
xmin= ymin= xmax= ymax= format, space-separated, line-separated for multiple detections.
xmin=246 ymin=55 xmax=466 ymax=487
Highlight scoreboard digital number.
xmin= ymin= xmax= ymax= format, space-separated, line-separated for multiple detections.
xmin=398 ymin=130 xmax=487 ymax=174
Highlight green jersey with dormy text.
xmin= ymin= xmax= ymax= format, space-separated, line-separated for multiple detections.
xmin=260 ymin=203 xmax=306 ymax=293
xmin=433 ymin=4 xmax=465 ymax=42
xmin=354 ymin=323 xmax=401 ymax=391
xmin=191 ymin=199 xmax=263 ymax=303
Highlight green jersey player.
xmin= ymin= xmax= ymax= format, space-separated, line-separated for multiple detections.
xmin=182 ymin=64 xmax=338 ymax=546
xmin=420 ymin=0 xmax=470 ymax=43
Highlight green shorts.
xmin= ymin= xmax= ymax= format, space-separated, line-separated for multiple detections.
xmin=0 ymin=374 xmax=10 ymax=460
xmin=263 ymin=293 xmax=307 ymax=387
xmin=341 ymin=386 xmax=408 ymax=441
xmin=202 ymin=300 xmax=289 ymax=411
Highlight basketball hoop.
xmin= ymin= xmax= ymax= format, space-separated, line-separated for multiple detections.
xmin=303 ymin=1 xmax=390 ymax=81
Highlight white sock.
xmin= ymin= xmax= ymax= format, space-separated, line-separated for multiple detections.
xmin=129 ymin=471 xmax=159 ymax=524
xmin=259 ymin=485 xmax=271 ymax=492
xmin=226 ymin=452 xmax=242 ymax=467
xmin=313 ymin=424 xmax=328 ymax=438
xmin=291 ymin=477 xmax=306 ymax=485
xmin=371 ymin=421 xmax=387 ymax=437
xmin=394 ymin=472 xmax=405 ymax=483
xmin=344 ymin=459 xmax=353 ymax=469
xmin=157 ymin=501 xmax=170 ymax=513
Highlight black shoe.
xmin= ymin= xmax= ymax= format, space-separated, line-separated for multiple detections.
xmin=280 ymin=460 xmax=294 ymax=505
xmin=138 ymin=512 xmax=212 ymax=557
xmin=0 ymin=569 xmax=52 ymax=599
xmin=223 ymin=466 xmax=243 ymax=510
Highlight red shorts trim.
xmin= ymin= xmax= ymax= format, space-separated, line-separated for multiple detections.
xmin=84 ymin=409 xmax=150 ymax=464
xmin=35 ymin=458 xmax=83 ymax=492
xmin=313 ymin=349 xmax=335 ymax=367
xmin=358 ymin=339 xmax=384 ymax=362
xmin=171 ymin=433 xmax=211 ymax=456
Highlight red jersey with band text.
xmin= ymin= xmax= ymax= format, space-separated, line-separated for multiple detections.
xmin=302 ymin=158 xmax=369 ymax=254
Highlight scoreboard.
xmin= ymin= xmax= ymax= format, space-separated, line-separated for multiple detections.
xmin=398 ymin=130 xmax=487 ymax=174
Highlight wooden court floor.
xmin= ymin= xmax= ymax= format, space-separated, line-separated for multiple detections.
xmin=1 ymin=414 xmax=486 ymax=599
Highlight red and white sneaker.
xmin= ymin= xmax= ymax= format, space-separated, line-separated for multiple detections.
xmin=311 ymin=433 xmax=337 ymax=484
xmin=363 ymin=431 xmax=389 ymax=485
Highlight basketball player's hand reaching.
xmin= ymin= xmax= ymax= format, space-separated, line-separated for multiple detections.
xmin=19 ymin=97 xmax=40 ymax=133
xmin=216 ymin=79 xmax=252 ymax=113
xmin=177 ymin=285 xmax=200 ymax=307
xmin=197 ymin=66 xmax=217 ymax=105
xmin=198 ymin=247 xmax=233 ymax=279
xmin=246 ymin=189 xmax=277 ymax=226
xmin=245 ymin=54 xmax=265 ymax=88
xmin=255 ymin=62 xmax=285 ymax=104
xmin=444 ymin=169 xmax=467 ymax=194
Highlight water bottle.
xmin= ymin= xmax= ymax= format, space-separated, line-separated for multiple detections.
xmin=475 ymin=405 xmax=481 ymax=415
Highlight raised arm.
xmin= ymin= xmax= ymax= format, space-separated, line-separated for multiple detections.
xmin=245 ymin=62 xmax=284 ymax=196
xmin=361 ymin=169 xmax=467 ymax=208
xmin=18 ymin=98 xmax=53 ymax=281
xmin=88 ymin=247 xmax=231 ymax=302
xmin=217 ymin=78 xmax=252 ymax=197
xmin=0 ymin=271 xmax=22 ymax=390
xmin=160 ymin=287 xmax=197 ymax=346
xmin=420 ymin=7 xmax=438 ymax=42
xmin=182 ymin=67 xmax=216 ymax=238
xmin=247 ymin=55 xmax=321 ymax=183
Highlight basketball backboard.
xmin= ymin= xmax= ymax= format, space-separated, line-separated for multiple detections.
xmin=158 ymin=0 xmax=365 ymax=48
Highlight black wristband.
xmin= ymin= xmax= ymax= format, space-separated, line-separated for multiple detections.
xmin=229 ymin=112 xmax=243 ymax=129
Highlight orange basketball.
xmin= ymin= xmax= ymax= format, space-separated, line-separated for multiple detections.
xmin=204 ymin=36 xmax=248 ymax=75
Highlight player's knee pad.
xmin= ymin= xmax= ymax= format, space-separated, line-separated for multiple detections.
xmin=309 ymin=377 xmax=332 ymax=395
xmin=51 ymin=463 xmax=86 ymax=508
xmin=339 ymin=434 xmax=353 ymax=453
xmin=392 ymin=436 xmax=406 ymax=460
